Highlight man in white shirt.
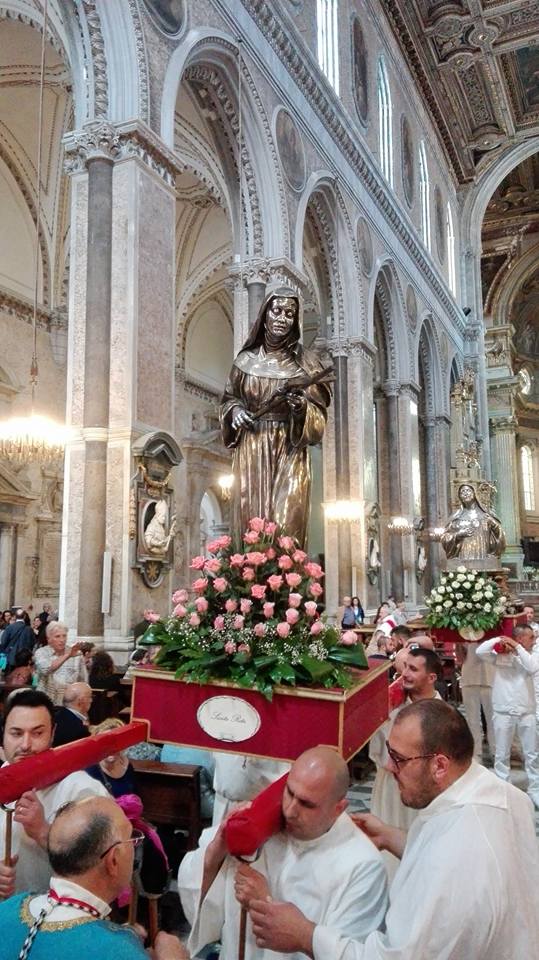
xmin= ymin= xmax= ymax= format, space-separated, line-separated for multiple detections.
xmin=369 ymin=648 xmax=441 ymax=830
xmin=456 ymin=641 xmax=494 ymax=762
xmin=249 ymin=699 xmax=539 ymax=959
xmin=0 ymin=688 xmax=109 ymax=897
xmin=523 ymin=604 xmax=539 ymax=637
xmin=476 ymin=624 xmax=539 ymax=806
xmin=179 ymin=746 xmax=388 ymax=960
xmin=34 ymin=621 xmax=87 ymax=705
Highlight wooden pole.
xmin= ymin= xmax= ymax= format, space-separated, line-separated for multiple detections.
xmin=238 ymin=905 xmax=247 ymax=960
xmin=1 ymin=806 xmax=13 ymax=901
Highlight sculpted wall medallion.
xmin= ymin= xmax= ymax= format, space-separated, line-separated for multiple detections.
xmin=400 ymin=114 xmax=415 ymax=207
xmin=434 ymin=185 xmax=446 ymax=263
xmin=352 ymin=18 xmax=368 ymax=126
xmin=357 ymin=217 xmax=373 ymax=277
xmin=142 ymin=0 xmax=183 ymax=35
xmin=275 ymin=109 xmax=306 ymax=192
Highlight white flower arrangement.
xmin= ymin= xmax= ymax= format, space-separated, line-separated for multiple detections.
xmin=425 ymin=566 xmax=506 ymax=632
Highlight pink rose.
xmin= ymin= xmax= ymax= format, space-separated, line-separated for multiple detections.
xmin=243 ymin=568 xmax=256 ymax=581
xmin=189 ymin=555 xmax=206 ymax=570
xmin=213 ymin=577 xmax=228 ymax=593
xmin=310 ymin=621 xmax=324 ymax=635
xmin=233 ymin=615 xmax=245 ymax=629
xmin=214 ymin=615 xmax=225 ymax=630
xmin=240 ymin=598 xmax=253 ymax=614
xmin=341 ymin=630 xmax=357 ymax=646
xmin=267 ymin=574 xmax=283 ymax=591
xmin=263 ymin=602 xmax=275 ymax=618
xmin=173 ymin=604 xmax=187 ymax=618
xmin=238 ymin=643 xmax=251 ymax=654
xmin=207 ymin=534 xmax=232 ymax=553
xmin=204 ymin=557 xmax=221 ymax=574
xmin=309 ymin=582 xmax=323 ymax=598
xmin=288 ymin=593 xmax=302 ymax=608
xmin=304 ymin=601 xmax=318 ymax=617
xmin=224 ymin=640 xmax=237 ymax=654
xmin=225 ymin=599 xmax=238 ymax=613
xmin=304 ymin=561 xmax=324 ymax=579
xmin=285 ymin=572 xmax=302 ymax=588
xmin=285 ymin=608 xmax=300 ymax=625
xmin=243 ymin=530 xmax=259 ymax=545
xmin=192 ymin=578 xmax=208 ymax=593
xmin=264 ymin=521 xmax=278 ymax=535
xmin=254 ymin=622 xmax=267 ymax=637
xmin=276 ymin=622 xmax=291 ymax=638
xmin=278 ymin=555 xmax=293 ymax=571
xmin=249 ymin=517 xmax=266 ymax=532
xmin=230 ymin=553 xmax=245 ymax=567
xmin=278 ymin=536 xmax=295 ymax=551
xmin=245 ymin=551 xmax=266 ymax=567
xmin=266 ymin=547 xmax=276 ymax=560
xmin=172 ymin=589 xmax=188 ymax=604
xmin=189 ymin=613 xmax=200 ymax=627
xmin=293 ymin=550 xmax=307 ymax=564
xmin=195 ymin=597 xmax=209 ymax=613
xmin=251 ymin=583 xmax=267 ymax=600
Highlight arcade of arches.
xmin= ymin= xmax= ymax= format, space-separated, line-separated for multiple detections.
xmin=0 ymin=0 xmax=537 ymax=658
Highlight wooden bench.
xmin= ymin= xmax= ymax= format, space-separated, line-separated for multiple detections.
xmin=131 ymin=759 xmax=204 ymax=851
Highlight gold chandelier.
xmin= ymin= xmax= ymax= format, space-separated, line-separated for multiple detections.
xmin=0 ymin=0 xmax=68 ymax=467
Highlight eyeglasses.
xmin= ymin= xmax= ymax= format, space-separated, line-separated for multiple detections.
xmin=99 ymin=828 xmax=144 ymax=859
xmin=385 ymin=741 xmax=436 ymax=770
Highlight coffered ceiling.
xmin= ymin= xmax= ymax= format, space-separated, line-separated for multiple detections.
xmin=381 ymin=1 xmax=539 ymax=183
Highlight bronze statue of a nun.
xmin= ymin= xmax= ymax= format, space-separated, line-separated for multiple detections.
xmin=220 ymin=288 xmax=332 ymax=548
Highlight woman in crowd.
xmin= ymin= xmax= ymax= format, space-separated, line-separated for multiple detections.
xmin=351 ymin=596 xmax=365 ymax=626
xmin=89 ymin=649 xmax=121 ymax=691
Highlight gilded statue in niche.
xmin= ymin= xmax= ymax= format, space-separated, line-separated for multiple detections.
xmin=220 ymin=288 xmax=333 ymax=548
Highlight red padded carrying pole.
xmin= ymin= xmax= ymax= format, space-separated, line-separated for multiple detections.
xmin=0 ymin=720 xmax=148 ymax=805
xmin=224 ymin=772 xmax=288 ymax=858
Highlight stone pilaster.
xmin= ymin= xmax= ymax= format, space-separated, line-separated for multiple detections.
xmin=61 ymin=121 xmax=180 ymax=657
xmin=490 ymin=416 xmax=524 ymax=575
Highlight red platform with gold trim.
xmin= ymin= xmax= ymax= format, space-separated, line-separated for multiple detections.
xmin=131 ymin=660 xmax=390 ymax=762
xmin=432 ymin=614 xmax=526 ymax=646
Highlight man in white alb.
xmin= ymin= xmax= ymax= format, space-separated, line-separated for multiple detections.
xmin=179 ymin=746 xmax=388 ymax=960
xmin=249 ymin=700 xmax=539 ymax=959
xmin=456 ymin=641 xmax=494 ymax=762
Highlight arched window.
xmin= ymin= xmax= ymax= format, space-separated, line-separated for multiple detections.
xmin=446 ymin=201 xmax=456 ymax=295
xmin=419 ymin=140 xmax=431 ymax=249
xmin=521 ymin=445 xmax=535 ymax=511
xmin=377 ymin=58 xmax=392 ymax=184
xmin=317 ymin=0 xmax=339 ymax=93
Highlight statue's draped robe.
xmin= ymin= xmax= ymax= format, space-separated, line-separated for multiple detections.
xmin=220 ymin=347 xmax=330 ymax=547
xmin=441 ymin=505 xmax=505 ymax=560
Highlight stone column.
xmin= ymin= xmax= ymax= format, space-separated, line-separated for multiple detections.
xmin=490 ymin=416 xmax=524 ymax=574
xmin=0 ymin=524 xmax=14 ymax=607
xmin=422 ymin=415 xmax=450 ymax=587
xmin=383 ymin=381 xmax=404 ymax=598
xmin=333 ymin=353 xmax=352 ymax=600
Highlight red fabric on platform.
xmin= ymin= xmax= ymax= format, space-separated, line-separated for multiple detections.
xmin=224 ymin=772 xmax=288 ymax=856
xmin=0 ymin=720 xmax=148 ymax=804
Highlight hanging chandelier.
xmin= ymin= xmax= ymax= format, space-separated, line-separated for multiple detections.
xmin=388 ymin=516 xmax=414 ymax=535
xmin=323 ymin=499 xmax=363 ymax=523
xmin=0 ymin=0 xmax=68 ymax=467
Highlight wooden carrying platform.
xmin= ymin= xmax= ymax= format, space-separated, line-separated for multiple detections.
xmin=131 ymin=661 xmax=390 ymax=763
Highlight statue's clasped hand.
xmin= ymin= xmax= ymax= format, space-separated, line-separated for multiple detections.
xmin=232 ymin=407 xmax=255 ymax=431
xmin=285 ymin=390 xmax=307 ymax=415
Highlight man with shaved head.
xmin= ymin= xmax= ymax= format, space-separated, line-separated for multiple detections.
xmin=179 ymin=745 xmax=388 ymax=959
xmin=0 ymin=795 xmax=187 ymax=958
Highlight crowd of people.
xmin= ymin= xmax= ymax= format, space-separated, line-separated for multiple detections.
xmin=0 ymin=597 xmax=538 ymax=958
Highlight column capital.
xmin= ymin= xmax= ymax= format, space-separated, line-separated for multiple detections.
xmin=64 ymin=120 xmax=181 ymax=187
xmin=382 ymin=379 xmax=402 ymax=398
xmin=229 ymin=256 xmax=309 ymax=295
xmin=490 ymin=415 xmax=518 ymax=434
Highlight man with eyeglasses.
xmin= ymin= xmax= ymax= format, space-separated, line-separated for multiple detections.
xmin=249 ymin=699 xmax=539 ymax=959
xmin=0 ymin=795 xmax=187 ymax=959
xmin=0 ymin=688 xmax=109 ymax=899
xmin=368 ymin=647 xmax=442 ymax=879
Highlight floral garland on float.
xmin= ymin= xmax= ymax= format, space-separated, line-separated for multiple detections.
xmin=140 ymin=517 xmax=367 ymax=699
xmin=424 ymin=566 xmax=507 ymax=641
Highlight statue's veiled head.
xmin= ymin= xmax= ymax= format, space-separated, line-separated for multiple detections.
xmin=241 ymin=286 xmax=301 ymax=354
xmin=458 ymin=483 xmax=477 ymax=508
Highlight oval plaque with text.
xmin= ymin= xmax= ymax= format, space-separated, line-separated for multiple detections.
xmin=197 ymin=696 xmax=261 ymax=743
